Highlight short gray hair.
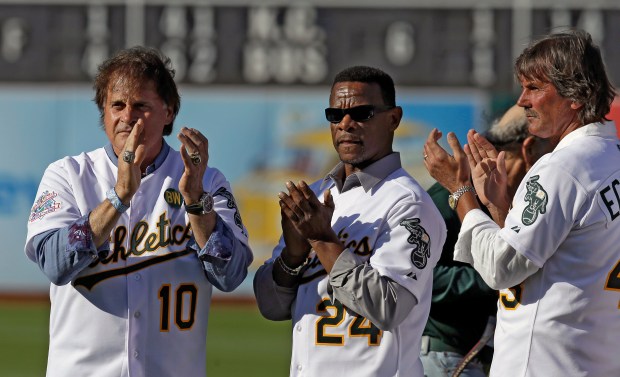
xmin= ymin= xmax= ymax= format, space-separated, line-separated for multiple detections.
xmin=484 ymin=114 xmax=529 ymax=150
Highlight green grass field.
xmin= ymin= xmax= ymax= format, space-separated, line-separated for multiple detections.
xmin=0 ymin=300 xmax=291 ymax=377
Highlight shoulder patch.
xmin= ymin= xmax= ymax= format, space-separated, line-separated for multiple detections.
xmin=400 ymin=218 xmax=431 ymax=269
xmin=29 ymin=190 xmax=61 ymax=222
xmin=522 ymin=175 xmax=547 ymax=226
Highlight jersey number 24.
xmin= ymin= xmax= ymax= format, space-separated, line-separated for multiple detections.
xmin=315 ymin=298 xmax=382 ymax=346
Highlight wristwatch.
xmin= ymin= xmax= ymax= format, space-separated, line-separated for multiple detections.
xmin=184 ymin=192 xmax=214 ymax=215
xmin=448 ymin=185 xmax=476 ymax=210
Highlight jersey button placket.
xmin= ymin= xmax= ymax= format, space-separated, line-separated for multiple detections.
xmin=125 ymin=197 xmax=145 ymax=377
xmin=127 ymin=261 xmax=146 ymax=377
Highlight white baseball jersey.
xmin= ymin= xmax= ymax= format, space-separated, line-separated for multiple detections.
xmin=492 ymin=123 xmax=620 ymax=376
xmin=25 ymin=146 xmax=249 ymax=377
xmin=270 ymin=166 xmax=445 ymax=377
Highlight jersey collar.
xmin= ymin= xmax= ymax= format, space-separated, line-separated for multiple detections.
xmin=322 ymin=152 xmax=402 ymax=193
xmin=554 ymin=122 xmax=617 ymax=152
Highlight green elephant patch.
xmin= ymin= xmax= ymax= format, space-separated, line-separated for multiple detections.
xmin=522 ymin=175 xmax=548 ymax=226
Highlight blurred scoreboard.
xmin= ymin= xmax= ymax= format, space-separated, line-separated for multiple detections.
xmin=0 ymin=0 xmax=619 ymax=90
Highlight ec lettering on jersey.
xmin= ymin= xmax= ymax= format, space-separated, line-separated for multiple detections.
xmin=597 ymin=177 xmax=620 ymax=222
xmin=400 ymin=218 xmax=430 ymax=269
xmin=29 ymin=190 xmax=61 ymax=222
xmin=522 ymin=175 xmax=548 ymax=226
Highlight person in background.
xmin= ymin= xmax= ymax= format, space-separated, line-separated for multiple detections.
xmin=424 ymin=29 xmax=620 ymax=376
xmin=421 ymin=105 xmax=553 ymax=377
xmin=24 ymin=46 xmax=252 ymax=377
xmin=254 ymin=65 xmax=446 ymax=376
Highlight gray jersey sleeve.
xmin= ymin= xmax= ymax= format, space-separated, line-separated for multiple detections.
xmin=253 ymin=261 xmax=299 ymax=321
xmin=329 ymin=250 xmax=417 ymax=331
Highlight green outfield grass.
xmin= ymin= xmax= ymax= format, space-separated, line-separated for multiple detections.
xmin=0 ymin=300 xmax=291 ymax=377
xmin=0 ymin=302 xmax=49 ymax=377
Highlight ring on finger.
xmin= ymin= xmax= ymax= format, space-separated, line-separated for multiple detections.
xmin=122 ymin=150 xmax=136 ymax=164
xmin=189 ymin=151 xmax=201 ymax=166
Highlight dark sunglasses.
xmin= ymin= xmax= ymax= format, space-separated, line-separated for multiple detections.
xmin=325 ymin=105 xmax=394 ymax=124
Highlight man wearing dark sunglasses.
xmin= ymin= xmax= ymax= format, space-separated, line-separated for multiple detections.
xmin=254 ymin=66 xmax=447 ymax=376
xmin=325 ymin=104 xmax=395 ymax=124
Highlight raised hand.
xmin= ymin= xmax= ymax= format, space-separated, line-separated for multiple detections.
xmin=423 ymin=128 xmax=471 ymax=193
xmin=279 ymin=209 xmax=312 ymax=266
xmin=465 ymin=130 xmax=510 ymax=222
xmin=278 ymin=181 xmax=337 ymax=245
xmin=115 ymin=119 xmax=146 ymax=204
xmin=91 ymin=120 xmax=146 ymax=247
xmin=177 ymin=127 xmax=209 ymax=203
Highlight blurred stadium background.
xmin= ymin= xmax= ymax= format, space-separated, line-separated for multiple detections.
xmin=1 ymin=1 xmax=620 ymax=375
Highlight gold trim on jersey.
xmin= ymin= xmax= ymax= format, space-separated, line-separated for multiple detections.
xmin=348 ymin=316 xmax=382 ymax=346
xmin=92 ymin=212 xmax=191 ymax=266
xmin=159 ymin=284 xmax=172 ymax=332
xmin=500 ymin=283 xmax=523 ymax=310
xmin=159 ymin=283 xmax=199 ymax=332
xmin=175 ymin=283 xmax=198 ymax=331
xmin=315 ymin=298 xmax=345 ymax=346
xmin=74 ymin=249 xmax=193 ymax=290
xmin=314 ymin=297 xmax=382 ymax=347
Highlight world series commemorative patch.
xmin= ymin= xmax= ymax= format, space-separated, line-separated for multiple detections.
xmin=29 ymin=190 xmax=61 ymax=222
xmin=522 ymin=175 xmax=548 ymax=225
xmin=400 ymin=218 xmax=431 ymax=269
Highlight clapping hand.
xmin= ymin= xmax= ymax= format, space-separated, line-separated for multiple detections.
xmin=423 ymin=128 xmax=471 ymax=193
xmin=464 ymin=130 xmax=510 ymax=212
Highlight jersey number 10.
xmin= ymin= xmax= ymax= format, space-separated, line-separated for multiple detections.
xmin=159 ymin=284 xmax=198 ymax=331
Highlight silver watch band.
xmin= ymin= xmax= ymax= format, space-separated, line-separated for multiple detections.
xmin=449 ymin=185 xmax=476 ymax=209
xmin=453 ymin=185 xmax=476 ymax=197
